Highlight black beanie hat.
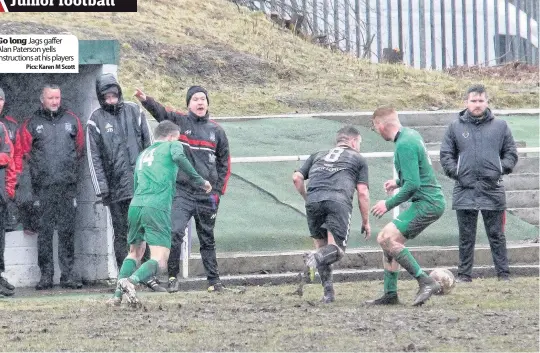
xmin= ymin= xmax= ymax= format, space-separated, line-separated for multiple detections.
xmin=186 ymin=86 xmax=209 ymax=107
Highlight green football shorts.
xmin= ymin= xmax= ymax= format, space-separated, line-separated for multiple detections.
xmin=127 ymin=206 xmax=171 ymax=248
xmin=392 ymin=200 xmax=445 ymax=239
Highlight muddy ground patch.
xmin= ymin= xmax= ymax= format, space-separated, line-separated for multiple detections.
xmin=0 ymin=277 xmax=538 ymax=351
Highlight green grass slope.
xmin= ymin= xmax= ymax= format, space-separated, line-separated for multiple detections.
xmin=2 ymin=0 xmax=538 ymax=115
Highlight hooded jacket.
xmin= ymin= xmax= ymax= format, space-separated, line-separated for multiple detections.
xmin=440 ymin=108 xmax=518 ymax=210
xmin=86 ymin=74 xmax=153 ymax=205
xmin=142 ymin=97 xmax=230 ymax=199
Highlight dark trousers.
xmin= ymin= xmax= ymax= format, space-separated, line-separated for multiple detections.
xmin=168 ymin=192 xmax=220 ymax=284
xmin=109 ymin=199 xmax=131 ymax=269
xmin=0 ymin=203 xmax=6 ymax=273
xmin=37 ymin=185 xmax=77 ymax=281
xmin=456 ymin=209 xmax=509 ymax=278
xmin=19 ymin=202 xmax=39 ymax=233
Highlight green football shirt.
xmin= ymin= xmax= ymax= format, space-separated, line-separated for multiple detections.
xmin=131 ymin=140 xmax=205 ymax=212
xmin=385 ymin=127 xmax=445 ymax=210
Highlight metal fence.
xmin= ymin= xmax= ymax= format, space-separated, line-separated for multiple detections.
xmin=238 ymin=0 xmax=539 ymax=69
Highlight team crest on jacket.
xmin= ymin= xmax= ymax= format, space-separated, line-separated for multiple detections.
xmin=209 ymin=132 xmax=216 ymax=142
xmin=209 ymin=153 xmax=216 ymax=163
xmin=65 ymin=123 xmax=72 ymax=132
xmin=36 ymin=125 xmax=43 ymax=134
xmin=462 ymin=131 xmax=469 ymax=138
xmin=105 ymin=123 xmax=114 ymax=133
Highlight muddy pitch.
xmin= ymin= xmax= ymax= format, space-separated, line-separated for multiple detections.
xmin=0 ymin=277 xmax=538 ymax=352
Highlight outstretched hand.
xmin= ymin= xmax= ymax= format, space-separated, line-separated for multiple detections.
xmin=370 ymin=200 xmax=388 ymax=219
xmin=384 ymin=179 xmax=398 ymax=195
xmin=133 ymin=88 xmax=147 ymax=102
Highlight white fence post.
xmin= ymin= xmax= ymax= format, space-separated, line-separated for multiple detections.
xmin=180 ymin=217 xmax=193 ymax=278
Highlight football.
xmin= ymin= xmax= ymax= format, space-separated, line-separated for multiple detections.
xmin=429 ymin=268 xmax=456 ymax=295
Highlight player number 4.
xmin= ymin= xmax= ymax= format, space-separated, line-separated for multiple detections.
xmin=138 ymin=149 xmax=156 ymax=169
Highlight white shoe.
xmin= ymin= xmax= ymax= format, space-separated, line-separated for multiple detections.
xmin=118 ymin=278 xmax=140 ymax=308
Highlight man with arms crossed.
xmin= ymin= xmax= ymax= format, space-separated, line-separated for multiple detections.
xmin=369 ymin=107 xmax=444 ymax=306
xmin=293 ymin=126 xmax=371 ymax=303
xmin=111 ymin=121 xmax=211 ymax=307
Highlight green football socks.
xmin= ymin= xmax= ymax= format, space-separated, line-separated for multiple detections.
xmin=394 ymin=248 xmax=428 ymax=279
xmin=114 ymin=258 xmax=137 ymax=299
xmin=383 ymin=269 xmax=399 ymax=294
xmin=129 ymin=259 xmax=159 ymax=284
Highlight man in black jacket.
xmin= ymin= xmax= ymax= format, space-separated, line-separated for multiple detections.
xmin=135 ymin=86 xmax=230 ymax=292
xmin=440 ymin=84 xmax=518 ymax=282
xmin=14 ymin=84 xmax=85 ymax=290
xmin=86 ymin=74 xmax=154 ymax=273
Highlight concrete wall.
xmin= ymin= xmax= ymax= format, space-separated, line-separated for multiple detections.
xmin=0 ymin=65 xmax=118 ymax=287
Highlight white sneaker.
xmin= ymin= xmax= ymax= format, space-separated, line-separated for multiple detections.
xmin=118 ymin=278 xmax=140 ymax=308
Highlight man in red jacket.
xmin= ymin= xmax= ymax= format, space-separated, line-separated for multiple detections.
xmin=0 ymin=87 xmax=16 ymax=297
xmin=15 ymin=84 xmax=85 ymax=290
xmin=0 ymin=88 xmax=20 ymax=233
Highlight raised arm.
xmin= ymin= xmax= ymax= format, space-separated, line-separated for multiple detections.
xmin=134 ymin=88 xmax=185 ymax=125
